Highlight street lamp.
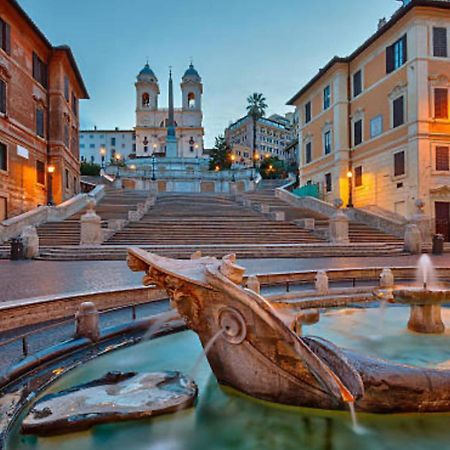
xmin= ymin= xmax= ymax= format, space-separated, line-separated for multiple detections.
xmin=151 ymin=153 xmax=156 ymax=181
xmin=347 ymin=170 xmax=353 ymax=208
xmin=47 ymin=164 xmax=55 ymax=206
xmin=115 ymin=153 xmax=121 ymax=177
xmin=99 ymin=146 xmax=107 ymax=169
xmin=230 ymin=154 xmax=236 ymax=182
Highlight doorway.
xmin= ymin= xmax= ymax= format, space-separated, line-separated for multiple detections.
xmin=0 ymin=197 xmax=6 ymax=221
xmin=435 ymin=202 xmax=450 ymax=241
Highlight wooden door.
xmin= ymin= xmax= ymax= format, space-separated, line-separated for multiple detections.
xmin=435 ymin=202 xmax=450 ymax=241
xmin=0 ymin=197 xmax=6 ymax=221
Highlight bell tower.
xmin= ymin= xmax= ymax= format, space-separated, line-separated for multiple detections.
xmin=135 ymin=62 xmax=159 ymax=112
xmin=181 ymin=63 xmax=203 ymax=112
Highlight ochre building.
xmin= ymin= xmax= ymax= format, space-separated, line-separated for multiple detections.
xmin=288 ymin=0 xmax=450 ymax=240
xmin=0 ymin=0 xmax=88 ymax=220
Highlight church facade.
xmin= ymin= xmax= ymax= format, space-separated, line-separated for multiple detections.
xmin=134 ymin=63 xmax=205 ymax=158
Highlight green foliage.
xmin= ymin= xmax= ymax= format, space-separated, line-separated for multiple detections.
xmin=209 ymin=135 xmax=232 ymax=171
xmin=80 ymin=161 xmax=101 ymax=176
xmin=259 ymin=156 xmax=287 ymax=179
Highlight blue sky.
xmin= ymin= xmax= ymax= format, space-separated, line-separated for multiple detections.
xmin=20 ymin=0 xmax=400 ymax=147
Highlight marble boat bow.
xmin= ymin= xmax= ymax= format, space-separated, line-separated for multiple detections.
xmin=128 ymin=248 xmax=450 ymax=413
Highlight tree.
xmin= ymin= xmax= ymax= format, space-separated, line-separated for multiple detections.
xmin=259 ymin=156 xmax=287 ymax=180
xmin=246 ymin=93 xmax=268 ymax=168
xmin=80 ymin=161 xmax=101 ymax=176
xmin=209 ymin=135 xmax=232 ymax=171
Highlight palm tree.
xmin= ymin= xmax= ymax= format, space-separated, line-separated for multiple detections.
xmin=246 ymin=93 xmax=268 ymax=171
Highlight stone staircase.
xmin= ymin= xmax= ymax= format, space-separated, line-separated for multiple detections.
xmin=36 ymin=187 xmax=150 ymax=246
xmin=238 ymin=183 xmax=403 ymax=245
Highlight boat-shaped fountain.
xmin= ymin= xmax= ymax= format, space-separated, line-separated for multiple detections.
xmin=127 ymin=248 xmax=450 ymax=414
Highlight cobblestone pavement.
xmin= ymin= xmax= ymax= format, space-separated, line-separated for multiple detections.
xmin=1 ymin=254 xmax=449 ymax=303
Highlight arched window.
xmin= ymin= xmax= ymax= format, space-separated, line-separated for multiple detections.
xmin=142 ymin=93 xmax=150 ymax=107
xmin=187 ymin=92 xmax=196 ymax=109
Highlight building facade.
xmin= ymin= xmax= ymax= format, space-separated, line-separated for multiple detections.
xmin=225 ymin=114 xmax=295 ymax=167
xmin=0 ymin=0 xmax=88 ymax=220
xmin=288 ymin=0 xmax=450 ymax=240
xmin=80 ymin=128 xmax=135 ymax=165
xmin=134 ymin=63 xmax=205 ymax=158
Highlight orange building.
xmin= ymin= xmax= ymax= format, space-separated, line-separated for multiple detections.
xmin=0 ymin=0 xmax=88 ymax=220
xmin=288 ymin=0 xmax=450 ymax=240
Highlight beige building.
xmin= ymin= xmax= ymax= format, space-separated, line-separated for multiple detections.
xmin=288 ymin=0 xmax=450 ymax=240
xmin=225 ymin=114 xmax=295 ymax=167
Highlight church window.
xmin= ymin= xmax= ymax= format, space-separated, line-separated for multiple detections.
xmin=188 ymin=92 xmax=196 ymax=108
xmin=142 ymin=93 xmax=150 ymax=107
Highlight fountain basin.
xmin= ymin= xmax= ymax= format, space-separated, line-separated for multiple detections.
xmin=127 ymin=249 xmax=450 ymax=414
xmin=393 ymin=289 xmax=450 ymax=305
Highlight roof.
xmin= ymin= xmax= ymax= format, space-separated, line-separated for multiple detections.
xmin=137 ymin=63 xmax=158 ymax=82
xmin=7 ymin=0 xmax=89 ymax=99
xmin=287 ymin=0 xmax=450 ymax=105
xmin=228 ymin=114 xmax=291 ymax=132
xmin=80 ymin=129 xmax=134 ymax=133
xmin=183 ymin=63 xmax=201 ymax=81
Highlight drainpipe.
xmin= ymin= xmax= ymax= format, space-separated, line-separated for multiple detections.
xmin=346 ymin=62 xmax=354 ymax=208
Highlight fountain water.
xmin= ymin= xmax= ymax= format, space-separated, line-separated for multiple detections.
xmin=417 ymin=254 xmax=438 ymax=290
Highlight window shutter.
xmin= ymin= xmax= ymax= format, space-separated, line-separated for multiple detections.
xmin=0 ymin=80 xmax=5 ymax=114
xmin=4 ymin=22 xmax=10 ymax=55
xmin=433 ymin=27 xmax=448 ymax=57
xmin=386 ymin=44 xmax=395 ymax=74
xmin=354 ymin=120 xmax=362 ymax=146
xmin=394 ymin=151 xmax=405 ymax=177
xmin=436 ymin=146 xmax=450 ymax=171
xmin=435 ymin=88 xmax=448 ymax=119
xmin=355 ymin=166 xmax=362 ymax=187
xmin=393 ymin=96 xmax=404 ymax=128
xmin=402 ymin=34 xmax=407 ymax=64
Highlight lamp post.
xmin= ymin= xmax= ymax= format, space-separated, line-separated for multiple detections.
xmin=47 ymin=164 xmax=55 ymax=206
xmin=115 ymin=153 xmax=121 ymax=177
xmin=99 ymin=145 xmax=106 ymax=169
xmin=347 ymin=170 xmax=353 ymax=208
xmin=230 ymin=154 xmax=236 ymax=182
xmin=151 ymin=153 xmax=156 ymax=181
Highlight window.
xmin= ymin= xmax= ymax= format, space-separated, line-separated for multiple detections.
xmin=80 ymin=143 xmax=85 ymax=148
xmin=0 ymin=142 xmax=6 ymax=171
xmin=436 ymin=146 xmax=450 ymax=171
xmin=64 ymin=123 xmax=69 ymax=147
xmin=323 ymin=86 xmax=331 ymax=110
xmin=72 ymin=93 xmax=78 ymax=116
xmin=36 ymin=108 xmax=45 ymax=138
xmin=370 ymin=115 xmax=383 ymax=138
xmin=325 ymin=173 xmax=332 ymax=192
xmin=65 ymin=169 xmax=69 ymax=189
xmin=305 ymin=102 xmax=311 ymax=123
xmin=354 ymin=119 xmax=363 ymax=146
xmin=355 ymin=166 xmax=362 ymax=187
xmin=0 ymin=79 xmax=5 ymax=114
xmin=434 ymin=88 xmax=448 ymax=119
xmin=433 ymin=27 xmax=448 ymax=58
xmin=353 ymin=70 xmax=362 ymax=97
xmin=111 ymin=137 xmax=116 ymax=146
xmin=393 ymin=96 xmax=405 ymax=128
xmin=142 ymin=93 xmax=150 ymax=107
xmin=89 ymin=144 xmax=95 ymax=148
xmin=394 ymin=151 xmax=405 ymax=177
xmin=386 ymin=35 xmax=407 ymax=74
xmin=36 ymin=160 xmax=45 ymax=185
xmin=324 ymin=130 xmax=332 ymax=155
xmin=188 ymin=92 xmax=196 ymax=108
xmin=305 ymin=142 xmax=312 ymax=164
xmin=0 ymin=18 xmax=11 ymax=54
xmin=32 ymin=52 xmax=48 ymax=88
xmin=90 ymin=155 xmax=95 ymax=163
xmin=64 ymin=76 xmax=69 ymax=101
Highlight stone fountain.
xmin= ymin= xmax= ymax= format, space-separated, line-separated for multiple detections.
xmin=128 ymin=248 xmax=450 ymax=414
xmin=393 ymin=255 xmax=450 ymax=334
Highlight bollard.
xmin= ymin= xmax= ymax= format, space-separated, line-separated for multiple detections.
xmin=379 ymin=268 xmax=395 ymax=289
xmin=75 ymin=302 xmax=100 ymax=342
xmin=315 ymin=270 xmax=329 ymax=294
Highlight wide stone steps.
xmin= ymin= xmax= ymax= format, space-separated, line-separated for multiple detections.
xmin=37 ymin=243 xmax=405 ymax=261
xmin=36 ymin=188 xmax=150 ymax=246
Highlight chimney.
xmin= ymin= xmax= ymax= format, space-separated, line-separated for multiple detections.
xmin=378 ymin=17 xmax=387 ymax=30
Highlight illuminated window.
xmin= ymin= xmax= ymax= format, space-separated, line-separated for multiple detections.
xmin=434 ymin=88 xmax=448 ymax=119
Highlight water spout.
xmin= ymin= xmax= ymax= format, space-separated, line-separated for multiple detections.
xmin=417 ymin=254 xmax=437 ymax=290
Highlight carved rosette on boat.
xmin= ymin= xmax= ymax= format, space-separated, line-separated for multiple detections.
xmin=127 ymin=248 xmax=450 ymax=414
